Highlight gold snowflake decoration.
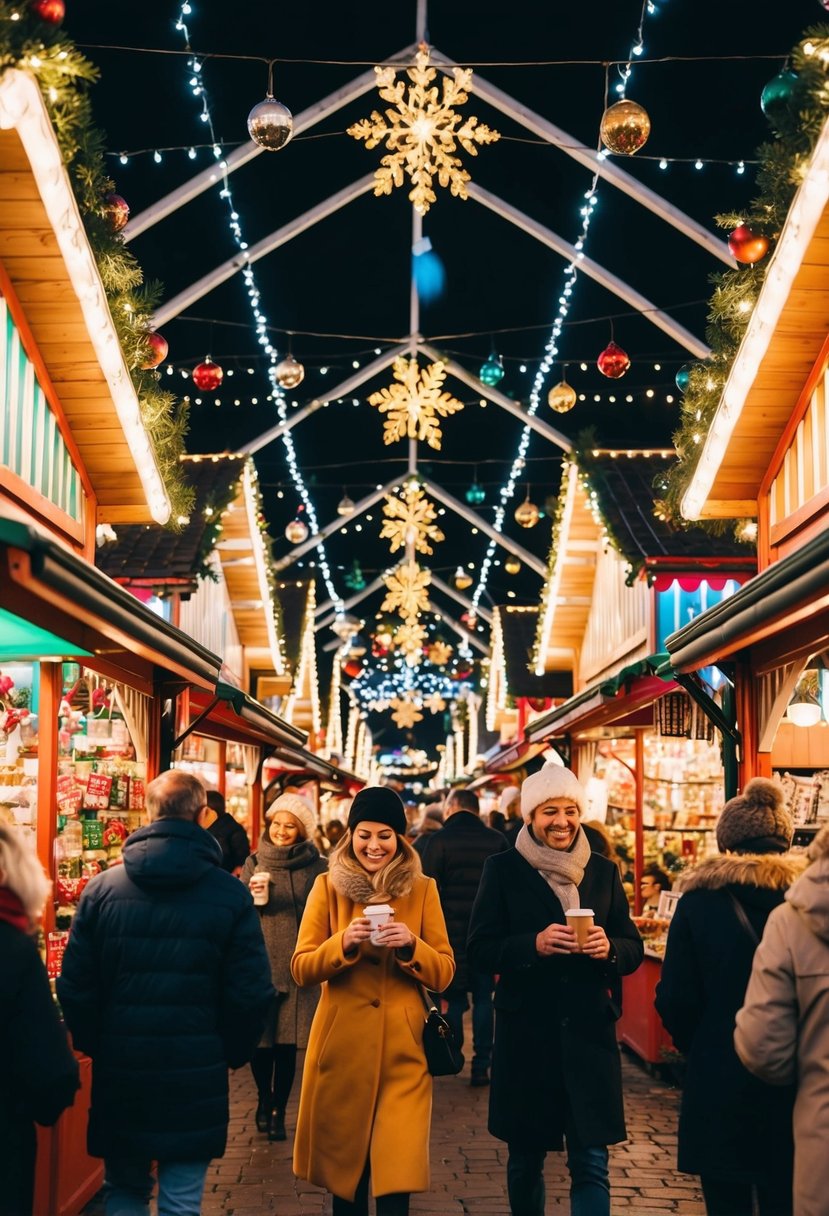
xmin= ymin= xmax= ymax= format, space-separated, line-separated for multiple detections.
xmin=423 ymin=692 xmax=447 ymax=714
xmin=394 ymin=622 xmax=428 ymax=667
xmin=348 ymin=47 xmax=500 ymax=216
xmin=381 ymin=560 xmax=431 ymax=621
xmin=381 ymin=482 xmax=445 ymax=555
xmin=427 ymin=640 xmax=453 ymax=666
xmin=369 ymin=357 xmax=463 ymax=451
xmin=390 ymin=695 xmax=424 ymax=730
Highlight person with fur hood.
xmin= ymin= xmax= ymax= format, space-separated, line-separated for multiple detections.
xmin=735 ymin=821 xmax=829 ymax=1216
xmin=655 ymin=778 xmax=805 ymax=1216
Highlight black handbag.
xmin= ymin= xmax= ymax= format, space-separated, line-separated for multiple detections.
xmin=418 ymin=988 xmax=465 ymax=1076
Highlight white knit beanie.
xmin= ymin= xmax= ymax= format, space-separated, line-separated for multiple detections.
xmin=498 ymin=786 xmax=520 ymax=815
xmin=266 ymin=793 xmax=317 ymax=841
xmin=520 ymin=764 xmax=587 ymax=821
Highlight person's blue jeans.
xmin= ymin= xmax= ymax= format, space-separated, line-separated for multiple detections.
xmin=103 ymin=1157 xmax=210 ymax=1216
xmin=445 ymin=969 xmax=494 ymax=1073
xmin=507 ymin=1139 xmax=610 ymax=1216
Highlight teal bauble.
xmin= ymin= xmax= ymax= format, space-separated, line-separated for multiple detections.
xmin=479 ymin=355 xmax=505 ymax=387
xmin=465 ymin=481 xmax=486 ymax=505
xmin=761 ymin=70 xmax=800 ymax=122
xmin=675 ymin=364 xmax=692 ymax=392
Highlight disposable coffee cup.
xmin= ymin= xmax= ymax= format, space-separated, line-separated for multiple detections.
xmin=565 ymin=908 xmax=594 ymax=950
xmin=363 ymin=903 xmax=394 ymax=944
xmin=250 ymin=870 xmax=271 ymax=907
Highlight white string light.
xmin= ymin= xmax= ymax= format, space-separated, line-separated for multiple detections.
xmin=174 ymin=4 xmax=344 ymax=613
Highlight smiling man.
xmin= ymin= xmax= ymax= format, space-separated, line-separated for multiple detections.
xmin=467 ymin=763 xmax=643 ymax=1216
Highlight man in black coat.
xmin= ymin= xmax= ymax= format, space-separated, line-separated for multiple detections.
xmin=420 ymin=787 xmax=508 ymax=1085
xmin=58 ymin=771 xmax=274 ymax=1216
xmin=205 ymin=788 xmax=251 ymax=874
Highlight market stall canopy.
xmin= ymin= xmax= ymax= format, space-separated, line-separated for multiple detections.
xmin=181 ymin=679 xmax=306 ymax=750
xmin=526 ymin=653 xmax=677 ymax=742
xmin=682 ymin=111 xmax=829 ymax=521
xmin=0 ymin=70 xmax=170 ymax=526
xmin=264 ymin=748 xmax=364 ymax=796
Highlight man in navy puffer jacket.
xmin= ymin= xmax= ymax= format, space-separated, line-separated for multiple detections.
xmin=58 ymin=770 xmax=274 ymax=1216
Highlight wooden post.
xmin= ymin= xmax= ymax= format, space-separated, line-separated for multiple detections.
xmin=37 ymin=661 xmax=61 ymax=935
xmin=633 ymin=730 xmax=645 ymax=916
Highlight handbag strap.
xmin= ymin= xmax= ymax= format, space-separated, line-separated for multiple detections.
xmin=726 ymin=889 xmax=759 ymax=947
xmin=418 ymin=986 xmax=438 ymax=1015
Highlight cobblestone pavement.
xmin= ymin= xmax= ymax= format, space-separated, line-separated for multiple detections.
xmin=81 ymin=1044 xmax=704 ymax=1216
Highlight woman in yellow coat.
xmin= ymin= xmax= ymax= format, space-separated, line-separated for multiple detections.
xmin=291 ymin=786 xmax=455 ymax=1215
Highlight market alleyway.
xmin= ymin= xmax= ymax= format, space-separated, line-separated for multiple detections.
xmin=81 ymin=1045 xmax=704 ymax=1216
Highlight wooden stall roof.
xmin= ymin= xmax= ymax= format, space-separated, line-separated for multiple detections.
xmin=0 ymin=70 xmax=168 ymax=524
xmin=537 ymin=468 xmax=603 ymax=672
xmin=687 ymin=114 xmax=829 ymax=518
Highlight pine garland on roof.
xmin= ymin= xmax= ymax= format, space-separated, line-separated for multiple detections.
xmin=664 ymin=25 xmax=829 ymax=522
xmin=0 ymin=5 xmax=193 ymax=525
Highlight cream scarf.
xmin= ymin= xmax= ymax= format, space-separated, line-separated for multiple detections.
xmin=515 ymin=823 xmax=591 ymax=913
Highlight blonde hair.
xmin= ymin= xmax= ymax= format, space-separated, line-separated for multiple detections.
xmin=0 ymin=825 xmax=50 ymax=922
xmin=330 ymin=826 xmax=422 ymax=898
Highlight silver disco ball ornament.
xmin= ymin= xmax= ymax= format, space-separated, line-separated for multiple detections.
xmin=247 ymin=95 xmax=293 ymax=151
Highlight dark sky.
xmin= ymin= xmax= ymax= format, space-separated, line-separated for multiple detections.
xmin=62 ymin=0 xmax=821 ymax=757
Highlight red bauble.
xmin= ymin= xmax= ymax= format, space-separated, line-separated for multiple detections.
xmin=31 ymin=0 xmax=64 ymax=22
xmin=597 ymin=341 xmax=631 ymax=379
xmin=727 ymin=225 xmax=769 ymax=265
xmin=342 ymin=658 xmax=363 ymax=679
xmin=140 ymin=332 xmax=168 ymax=369
xmin=191 ymin=358 xmax=224 ymax=391
xmin=102 ymin=193 xmax=129 ymax=233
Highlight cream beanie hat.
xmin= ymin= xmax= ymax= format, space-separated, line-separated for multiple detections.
xmin=520 ymin=764 xmax=587 ymax=821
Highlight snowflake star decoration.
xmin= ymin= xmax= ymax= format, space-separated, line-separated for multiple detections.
xmin=390 ymin=695 xmax=424 ymax=730
xmin=394 ymin=621 xmax=428 ymax=667
xmin=381 ymin=560 xmax=431 ymax=622
xmin=427 ymin=640 xmax=453 ymax=666
xmin=381 ymin=482 xmax=445 ymax=555
xmin=423 ymin=692 xmax=447 ymax=714
xmin=348 ymin=47 xmax=501 ymax=216
xmin=369 ymin=357 xmax=463 ymax=451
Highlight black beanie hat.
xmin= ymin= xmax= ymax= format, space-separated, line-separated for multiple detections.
xmin=347 ymin=786 xmax=407 ymax=835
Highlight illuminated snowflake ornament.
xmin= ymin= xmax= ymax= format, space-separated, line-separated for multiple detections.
xmin=381 ymin=482 xmax=445 ymax=555
xmin=390 ymin=694 xmax=425 ymax=730
xmin=369 ymin=357 xmax=463 ymax=451
xmin=381 ymin=560 xmax=431 ymax=621
xmin=394 ymin=621 xmax=428 ymax=667
xmin=427 ymin=640 xmax=453 ymax=666
xmin=348 ymin=47 xmax=501 ymax=215
xmin=423 ymin=692 xmax=447 ymax=714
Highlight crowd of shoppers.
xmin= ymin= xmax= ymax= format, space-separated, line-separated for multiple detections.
xmin=8 ymin=763 xmax=827 ymax=1216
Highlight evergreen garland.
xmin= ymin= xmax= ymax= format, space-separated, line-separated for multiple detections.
xmin=664 ymin=25 xmax=829 ymax=523
xmin=0 ymin=4 xmax=193 ymax=524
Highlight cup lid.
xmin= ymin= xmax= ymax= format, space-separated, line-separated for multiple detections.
xmin=565 ymin=908 xmax=594 ymax=916
xmin=363 ymin=903 xmax=393 ymax=914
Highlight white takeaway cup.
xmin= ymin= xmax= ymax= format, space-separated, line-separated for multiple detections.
xmin=363 ymin=903 xmax=395 ymax=944
xmin=250 ymin=870 xmax=271 ymax=907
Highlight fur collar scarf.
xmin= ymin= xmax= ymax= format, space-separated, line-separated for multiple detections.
xmin=328 ymin=850 xmax=417 ymax=904
xmin=678 ymin=852 xmax=807 ymax=894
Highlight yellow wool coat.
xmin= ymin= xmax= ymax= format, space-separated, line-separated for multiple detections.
xmin=290 ymin=871 xmax=455 ymax=1201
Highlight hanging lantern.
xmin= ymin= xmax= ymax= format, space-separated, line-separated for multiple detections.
xmin=140 ymin=332 xmax=168 ymax=370
xmin=192 ymin=357 xmax=224 ymax=392
xmin=599 ymin=99 xmax=651 ymax=156
xmin=343 ymin=560 xmax=365 ymax=591
xmin=102 ymin=193 xmax=130 ymax=233
xmin=675 ymin=364 xmax=692 ymax=393
xmin=337 ymin=492 xmax=356 ymax=516
xmin=597 ymin=341 xmax=630 ymax=380
xmin=31 ymin=0 xmax=64 ymax=21
xmin=727 ymin=225 xmax=769 ymax=265
xmin=285 ymin=516 xmax=309 ymax=544
xmin=547 ymin=378 xmax=577 ymax=414
xmin=514 ymin=495 xmax=540 ymax=528
xmin=760 ymin=70 xmax=801 ymax=122
xmin=247 ymin=95 xmax=293 ymax=151
xmin=275 ymin=354 xmax=305 ymax=389
xmin=461 ymin=611 xmax=478 ymax=629
xmin=479 ymin=353 xmax=505 ymax=387
xmin=453 ymin=565 xmax=473 ymax=590
xmin=465 ymin=480 xmax=486 ymax=505
xmin=505 ymin=556 xmax=521 ymax=575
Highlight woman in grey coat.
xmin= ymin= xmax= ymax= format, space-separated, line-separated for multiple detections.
xmin=242 ymin=793 xmax=326 ymax=1141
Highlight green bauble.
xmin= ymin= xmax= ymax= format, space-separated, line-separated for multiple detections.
xmin=465 ymin=481 xmax=486 ymax=505
xmin=760 ymin=70 xmax=800 ymax=122
xmin=479 ymin=355 xmax=504 ymax=387
xmin=675 ymin=364 xmax=692 ymax=393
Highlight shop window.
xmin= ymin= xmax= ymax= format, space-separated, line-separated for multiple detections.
xmin=654 ymin=578 xmax=740 ymax=651
xmin=0 ymin=660 xmax=39 ymax=841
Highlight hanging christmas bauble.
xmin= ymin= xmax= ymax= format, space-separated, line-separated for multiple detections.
xmin=285 ymin=517 xmax=309 ymax=544
xmin=102 ymin=193 xmax=130 ymax=233
xmin=140 ymin=332 xmax=168 ymax=370
xmin=31 ymin=0 xmax=64 ymax=22
xmin=337 ymin=493 xmax=355 ymax=516
xmin=275 ymin=354 xmax=305 ymax=389
xmin=192 ymin=357 xmax=224 ymax=392
xmin=453 ymin=565 xmax=473 ymax=590
xmin=514 ymin=498 xmax=540 ymax=528
xmin=727 ymin=225 xmax=769 ymax=265
xmin=343 ymin=658 xmax=363 ymax=679
xmin=465 ymin=481 xmax=486 ymax=505
xmin=505 ymin=556 xmax=521 ymax=575
xmin=761 ymin=70 xmax=800 ymax=122
xmin=461 ymin=611 xmax=478 ymax=629
xmin=479 ymin=354 xmax=505 ymax=387
xmin=247 ymin=96 xmax=293 ymax=151
xmin=675 ymin=364 xmax=692 ymax=393
xmin=599 ymin=99 xmax=651 ymax=156
xmin=547 ymin=379 xmax=577 ymax=413
xmin=597 ymin=341 xmax=630 ymax=380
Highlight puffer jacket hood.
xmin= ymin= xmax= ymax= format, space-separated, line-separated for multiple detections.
xmin=678 ymin=851 xmax=806 ymax=895
xmin=123 ymin=817 xmax=223 ymax=890
xmin=786 ymin=853 xmax=829 ymax=945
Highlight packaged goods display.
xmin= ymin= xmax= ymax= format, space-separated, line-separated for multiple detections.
xmin=175 ymin=735 xmax=252 ymax=837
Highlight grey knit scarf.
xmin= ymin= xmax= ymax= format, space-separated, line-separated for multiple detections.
xmin=515 ymin=823 xmax=591 ymax=913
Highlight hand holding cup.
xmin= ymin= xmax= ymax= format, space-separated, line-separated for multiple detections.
xmin=536 ymin=922 xmax=580 ymax=956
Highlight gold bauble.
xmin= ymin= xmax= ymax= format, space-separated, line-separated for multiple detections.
xmin=285 ymin=517 xmax=309 ymax=544
xmin=453 ymin=565 xmax=473 ymax=590
xmin=247 ymin=96 xmax=293 ymax=151
xmin=514 ymin=499 xmax=540 ymax=529
xmin=275 ymin=355 xmax=305 ymax=389
xmin=504 ymin=556 xmax=521 ymax=575
xmin=547 ymin=379 xmax=577 ymax=414
xmin=599 ymin=99 xmax=651 ymax=156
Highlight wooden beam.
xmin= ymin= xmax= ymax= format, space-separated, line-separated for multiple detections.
xmin=315 ymin=575 xmax=388 ymax=632
xmin=429 ymin=573 xmax=493 ymax=625
xmin=274 ymin=478 xmax=401 ymax=572
xmin=419 ymin=475 xmax=548 ymax=578
xmin=427 ymin=601 xmax=491 ymax=656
